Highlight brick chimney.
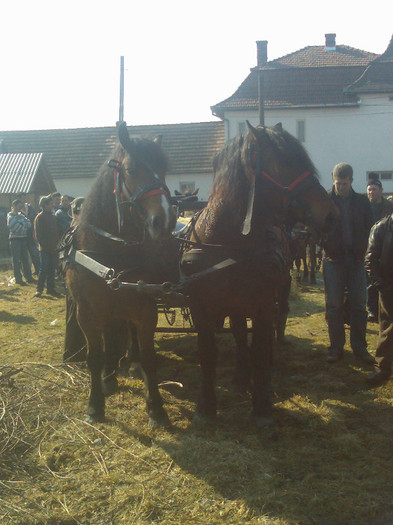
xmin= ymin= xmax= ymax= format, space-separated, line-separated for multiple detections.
xmin=325 ymin=33 xmax=336 ymax=51
xmin=257 ymin=40 xmax=268 ymax=66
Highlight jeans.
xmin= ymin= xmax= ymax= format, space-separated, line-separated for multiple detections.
xmin=10 ymin=238 xmax=32 ymax=283
xmin=323 ymin=257 xmax=368 ymax=353
xmin=37 ymin=251 xmax=57 ymax=293
xmin=26 ymin=233 xmax=40 ymax=274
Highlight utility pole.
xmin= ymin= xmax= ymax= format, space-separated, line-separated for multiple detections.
xmin=258 ymin=70 xmax=264 ymax=126
xmin=119 ymin=56 xmax=124 ymax=123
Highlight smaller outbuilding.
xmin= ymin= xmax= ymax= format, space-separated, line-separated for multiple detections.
xmin=0 ymin=152 xmax=56 ymax=258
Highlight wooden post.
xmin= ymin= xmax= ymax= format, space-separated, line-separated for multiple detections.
xmin=258 ymin=69 xmax=264 ymax=127
xmin=119 ymin=56 xmax=124 ymax=123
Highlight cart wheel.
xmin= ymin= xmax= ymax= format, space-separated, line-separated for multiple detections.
xmin=164 ymin=307 xmax=176 ymax=326
xmin=181 ymin=307 xmax=194 ymax=328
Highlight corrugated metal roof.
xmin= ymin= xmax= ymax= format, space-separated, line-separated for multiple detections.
xmin=0 ymin=152 xmax=43 ymax=194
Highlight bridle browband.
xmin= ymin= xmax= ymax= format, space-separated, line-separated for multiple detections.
xmin=108 ymin=157 xmax=170 ymax=233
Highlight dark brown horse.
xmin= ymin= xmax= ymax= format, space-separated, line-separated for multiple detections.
xmin=292 ymin=223 xmax=318 ymax=284
xmin=181 ymin=122 xmax=338 ymax=428
xmin=65 ymin=123 xmax=177 ymax=427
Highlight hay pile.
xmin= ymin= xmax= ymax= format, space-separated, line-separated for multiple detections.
xmin=1 ymin=273 xmax=393 ymax=524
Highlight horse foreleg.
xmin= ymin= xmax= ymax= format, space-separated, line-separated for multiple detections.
xmin=309 ymin=243 xmax=316 ymax=284
xmin=250 ymin=314 xmax=275 ymax=428
xmin=230 ymin=315 xmax=251 ymax=392
xmin=102 ymin=322 xmax=128 ymax=396
xmin=302 ymin=254 xmax=309 ymax=281
xmin=137 ymin=324 xmax=170 ymax=429
xmin=78 ymin=308 xmax=106 ymax=423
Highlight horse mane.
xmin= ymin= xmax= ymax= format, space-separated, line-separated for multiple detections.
xmin=266 ymin=126 xmax=318 ymax=179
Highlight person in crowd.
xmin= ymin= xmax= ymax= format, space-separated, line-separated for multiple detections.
xmin=51 ymin=192 xmax=62 ymax=212
xmin=55 ymin=195 xmax=73 ymax=235
xmin=62 ymin=197 xmax=86 ymax=362
xmin=33 ymin=196 xmax=61 ymax=298
xmin=322 ymin=163 xmax=374 ymax=364
xmin=366 ymin=176 xmax=393 ymax=322
xmin=17 ymin=193 xmax=40 ymax=275
xmin=6 ymin=199 xmax=34 ymax=285
xmin=364 ymin=212 xmax=393 ymax=385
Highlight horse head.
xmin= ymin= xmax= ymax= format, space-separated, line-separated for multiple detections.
xmin=116 ymin=122 xmax=176 ymax=240
xmin=245 ymin=121 xmax=338 ymax=236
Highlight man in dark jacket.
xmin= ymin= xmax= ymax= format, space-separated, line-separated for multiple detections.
xmin=33 ymin=196 xmax=61 ymax=298
xmin=55 ymin=195 xmax=73 ymax=235
xmin=365 ymin=213 xmax=393 ymax=385
xmin=322 ymin=163 xmax=374 ymax=364
xmin=366 ymin=177 xmax=393 ymax=321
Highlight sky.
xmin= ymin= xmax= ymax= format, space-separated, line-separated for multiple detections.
xmin=1 ymin=0 xmax=392 ymax=131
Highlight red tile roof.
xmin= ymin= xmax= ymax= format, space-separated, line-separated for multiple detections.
xmin=346 ymin=35 xmax=393 ymax=94
xmin=0 ymin=122 xmax=225 ymax=180
xmin=211 ymin=43 xmax=381 ymax=117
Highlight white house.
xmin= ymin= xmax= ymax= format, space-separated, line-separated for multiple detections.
xmin=211 ymin=33 xmax=393 ymax=194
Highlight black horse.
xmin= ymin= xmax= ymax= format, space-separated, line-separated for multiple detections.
xmin=65 ymin=122 xmax=177 ymax=427
xmin=181 ymin=122 xmax=338 ymax=427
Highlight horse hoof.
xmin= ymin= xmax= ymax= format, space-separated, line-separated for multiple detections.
xmin=253 ymin=415 xmax=275 ymax=429
xmin=86 ymin=412 xmax=105 ymax=424
xmin=148 ymin=410 xmax=171 ymax=429
xmin=102 ymin=376 xmax=118 ymax=397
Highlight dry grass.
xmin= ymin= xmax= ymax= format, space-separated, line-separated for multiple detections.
xmin=0 ymin=269 xmax=392 ymax=525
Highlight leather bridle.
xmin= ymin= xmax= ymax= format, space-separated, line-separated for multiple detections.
xmin=108 ymin=157 xmax=171 ymax=233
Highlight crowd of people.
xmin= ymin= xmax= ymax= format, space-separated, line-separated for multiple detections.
xmin=6 ymin=191 xmax=75 ymax=297
xmin=6 ymin=169 xmax=393 ymax=387
xmin=322 ymin=164 xmax=393 ymax=386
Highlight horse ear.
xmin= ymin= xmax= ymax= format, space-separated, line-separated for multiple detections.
xmin=246 ymin=120 xmax=259 ymax=141
xmin=273 ymin=122 xmax=283 ymax=132
xmin=154 ymin=135 xmax=163 ymax=147
xmin=118 ymin=122 xmax=132 ymax=151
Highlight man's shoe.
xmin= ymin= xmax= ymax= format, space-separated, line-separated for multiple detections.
xmin=367 ymin=313 xmax=378 ymax=323
xmin=327 ymin=350 xmax=343 ymax=363
xmin=34 ymin=291 xmax=42 ymax=298
xmin=16 ymin=280 xmax=26 ymax=286
xmin=366 ymin=370 xmax=390 ymax=386
xmin=26 ymin=278 xmax=36 ymax=284
xmin=354 ymin=349 xmax=376 ymax=364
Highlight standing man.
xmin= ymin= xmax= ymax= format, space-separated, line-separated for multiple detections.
xmin=366 ymin=177 xmax=393 ymax=322
xmin=322 ymin=163 xmax=374 ymax=364
xmin=34 ymin=196 xmax=61 ymax=298
xmin=365 ymin=212 xmax=393 ymax=385
xmin=17 ymin=194 xmax=40 ymax=275
xmin=55 ymin=195 xmax=73 ymax=235
xmin=7 ymin=199 xmax=34 ymax=285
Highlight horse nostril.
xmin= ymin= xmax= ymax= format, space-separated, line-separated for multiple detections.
xmin=152 ymin=215 xmax=164 ymax=232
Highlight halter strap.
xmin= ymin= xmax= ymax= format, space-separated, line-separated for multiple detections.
xmin=108 ymin=156 xmax=170 ymax=233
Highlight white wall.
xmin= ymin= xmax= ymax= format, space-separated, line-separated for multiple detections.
xmin=166 ymin=173 xmax=213 ymax=201
xmin=54 ymin=178 xmax=94 ymax=199
xmin=224 ymin=94 xmax=393 ymax=195
xmin=56 ymin=173 xmax=214 ymax=202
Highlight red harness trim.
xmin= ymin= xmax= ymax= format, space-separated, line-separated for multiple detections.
xmin=261 ymin=170 xmax=311 ymax=192
xmin=139 ymin=188 xmax=168 ymax=201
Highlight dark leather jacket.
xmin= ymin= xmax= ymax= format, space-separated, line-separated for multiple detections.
xmin=323 ymin=188 xmax=373 ymax=263
xmin=365 ymin=214 xmax=393 ymax=291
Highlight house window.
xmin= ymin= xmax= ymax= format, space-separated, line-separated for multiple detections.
xmin=296 ymin=120 xmax=306 ymax=143
xmin=367 ymin=171 xmax=393 ymax=182
xmin=179 ymin=181 xmax=195 ymax=195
